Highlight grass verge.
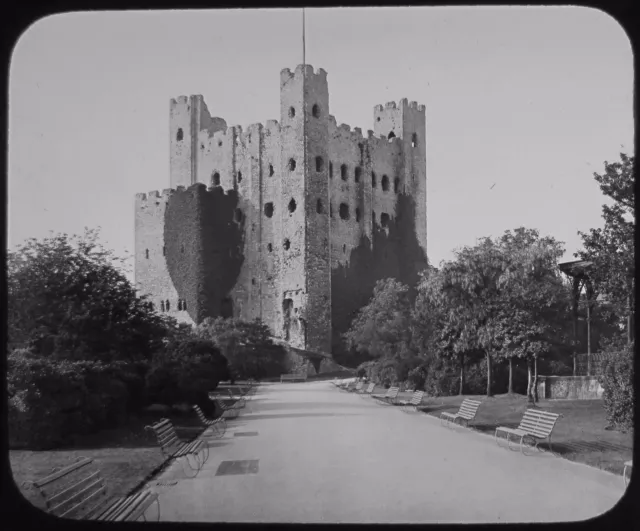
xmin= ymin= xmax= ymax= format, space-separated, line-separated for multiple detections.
xmin=365 ymin=386 xmax=633 ymax=476
xmin=9 ymin=413 xmax=207 ymax=512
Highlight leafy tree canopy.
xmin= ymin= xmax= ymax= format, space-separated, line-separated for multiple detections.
xmin=7 ymin=228 xmax=170 ymax=362
xmin=195 ymin=317 xmax=286 ymax=380
xmin=577 ymin=153 xmax=634 ymax=318
xmin=344 ymin=278 xmax=412 ymax=359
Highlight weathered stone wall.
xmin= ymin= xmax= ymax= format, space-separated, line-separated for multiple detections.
xmin=537 ymin=376 xmax=604 ymax=400
xmin=135 ymin=189 xmax=191 ymax=324
xmin=301 ymin=68 xmax=332 ymax=355
xmin=135 ymin=64 xmax=427 ymax=361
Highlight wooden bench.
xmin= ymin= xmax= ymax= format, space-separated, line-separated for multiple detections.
xmin=193 ymin=405 xmax=227 ymax=438
xmin=371 ymin=386 xmax=400 ymax=404
xmin=218 ymin=383 xmax=253 ymax=400
xmin=210 ymin=388 xmax=246 ymax=408
xmin=358 ymin=383 xmax=375 ymax=396
xmin=208 ymin=395 xmax=242 ymax=419
xmin=32 ymin=457 xmax=159 ymax=521
xmin=145 ymin=418 xmax=209 ymax=477
xmin=495 ymin=409 xmax=563 ymax=455
xmin=343 ymin=381 xmax=358 ymax=392
xmin=623 ymin=460 xmax=632 ymax=487
xmin=280 ymin=374 xmax=308 ymax=383
xmin=397 ymin=390 xmax=425 ymax=412
xmin=440 ymin=399 xmax=482 ymax=428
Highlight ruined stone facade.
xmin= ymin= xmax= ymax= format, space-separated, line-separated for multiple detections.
xmin=135 ymin=64 xmax=427 ymax=357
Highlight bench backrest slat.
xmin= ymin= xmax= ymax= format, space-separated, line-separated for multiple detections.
xmin=47 ymin=469 xmax=102 ymax=507
xmin=386 ymin=387 xmax=399 ymax=398
xmin=193 ymin=405 xmax=208 ymax=423
xmin=366 ymin=383 xmax=375 ymax=392
xmin=33 ymin=458 xmax=112 ymax=520
xmin=51 ymin=476 xmax=104 ymax=515
xmin=456 ymin=399 xmax=481 ymax=419
xmin=59 ymin=483 xmax=108 ymax=519
xmin=517 ymin=409 xmax=561 ymax=437
xmin=147 ymin=419 xmax=180 ymax=453
xmin=410 ymin=391 xmax=425 ymax=405
xmin=33 ymin=458 xmax=94 ymax=488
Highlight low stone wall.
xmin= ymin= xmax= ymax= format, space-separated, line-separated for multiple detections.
xmin=536 ymin=375 xmax=604 ymax=400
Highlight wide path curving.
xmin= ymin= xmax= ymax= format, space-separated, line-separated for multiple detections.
xmin=147 ymin=381 xmax=626 ymax=523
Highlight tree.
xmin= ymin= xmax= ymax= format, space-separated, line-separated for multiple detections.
xmin=436 ymin=238 xmax=507 ymax=397
xmin=344 ymin=278 xmax=412 ymax=360
xmin=433 ymin=229 xmax=569 ymax=399
xmin=577 ymin=153 xmax=634 ymax=341
xmin=414 ymin=268 xmax=481 ymax=395
xmin=494 ymin=228 xmax=569 ymax=401
xmin=7 ymin=228 xmax=170 ymax=362
xmin=145 ymin=335 xmax=230 ymax=413
xmin=196 ymin=317 xmax=287 ymax=380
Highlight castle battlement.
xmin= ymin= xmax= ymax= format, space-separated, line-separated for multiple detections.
xmin=373 ymin=99 xmax=426 ymax=114
xmin=280 ymin=65 xmax=328 ymax=84
xmin=136 ymin=182 xmax=240 ymax=206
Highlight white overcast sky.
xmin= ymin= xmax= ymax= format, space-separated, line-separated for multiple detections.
xmin=8 ymin=7 xmax=634 ymax=278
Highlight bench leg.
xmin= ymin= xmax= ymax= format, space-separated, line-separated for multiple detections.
xmin=143 ymin=494 xmax=161 ymax=522
xmin=546 ymin=435 xmax=558 ymax=456
xmin=200 ymin=444 xmax=210 ymax=465
xmin=181 ymin=454 xmax=199 ymax=478
xmin=505 ymin=432 xmax=515 ymax=451
xmin=198 ymin=442 xmax=209 ymax=465
xmin=520 ymin=435 xmax=536 ymax=456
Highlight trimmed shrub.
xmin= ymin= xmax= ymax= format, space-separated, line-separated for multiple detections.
xmin=145 ymin=336 xmax=230 ymax=417
xmin=422 ymin=357 xmax=458 ymax=397
xmin=407 ymin=364 xmax=428 ymax=391
xmin=7 ymin=350 xmax=136 ymax=449
xmin=599 ymin=340 xmax=634 ymax=432
xmin=8 ymin=353 xmax=92 ymax=449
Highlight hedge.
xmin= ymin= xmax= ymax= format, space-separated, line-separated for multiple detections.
xmin=8 ymin=351 xmax=131 ymax=449
xmin=599 ymin=341 xmax=634 ymax=432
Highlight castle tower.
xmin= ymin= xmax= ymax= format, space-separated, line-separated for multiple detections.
xmin=170 ymin=95 xmax=227 ymax=188
xmin=278 ymin=65 xmax=332 ymax=353
xmin=373 ymin=99 xmax=427 ymax=260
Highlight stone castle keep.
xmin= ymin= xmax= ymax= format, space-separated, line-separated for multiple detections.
xmin=135 ymin=64 xmax=427 ymax=360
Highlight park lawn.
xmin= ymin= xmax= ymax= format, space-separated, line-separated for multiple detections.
xmin=416 ymin=393 xmax=632 ymax=475
xmin=9 ymin=413 xmax=206 ymax=512
xmin=360 ymin=385 xmax=632 ymax=475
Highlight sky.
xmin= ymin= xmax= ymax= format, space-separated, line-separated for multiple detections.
xmin=8 ymin=7 xmax=634 ymax=280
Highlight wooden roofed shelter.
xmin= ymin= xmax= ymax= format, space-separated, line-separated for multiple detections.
xmin=558 ymin=260 xmax=596 ymax=376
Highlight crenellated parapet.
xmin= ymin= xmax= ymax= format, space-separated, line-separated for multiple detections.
xmin=136 ymin=182 xmax=239 ymax=210
xmin=280 ymin=64 xmax=328 ymax=86
xmin=373 ymin=98 xmax=426 ymax=114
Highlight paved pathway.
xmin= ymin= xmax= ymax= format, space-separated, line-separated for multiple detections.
xmin=146 ymin=381 xmax=626 ymax=523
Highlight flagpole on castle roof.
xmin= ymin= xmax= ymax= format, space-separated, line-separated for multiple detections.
xmin=302 ymin=8 xmax=306 ymax=68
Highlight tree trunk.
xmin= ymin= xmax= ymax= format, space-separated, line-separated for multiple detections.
xmin=526 ymin=358 xmax=534 ymax=404
xmin=459 ymin=353 xmax=465 ymax=396
xmin=532 ymin=355 xmax=539 ymax=404
xmin=486 ymin=352 xmax=493 ymax=397
xmin=508 ymin=358 xmax=513 ymax=394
